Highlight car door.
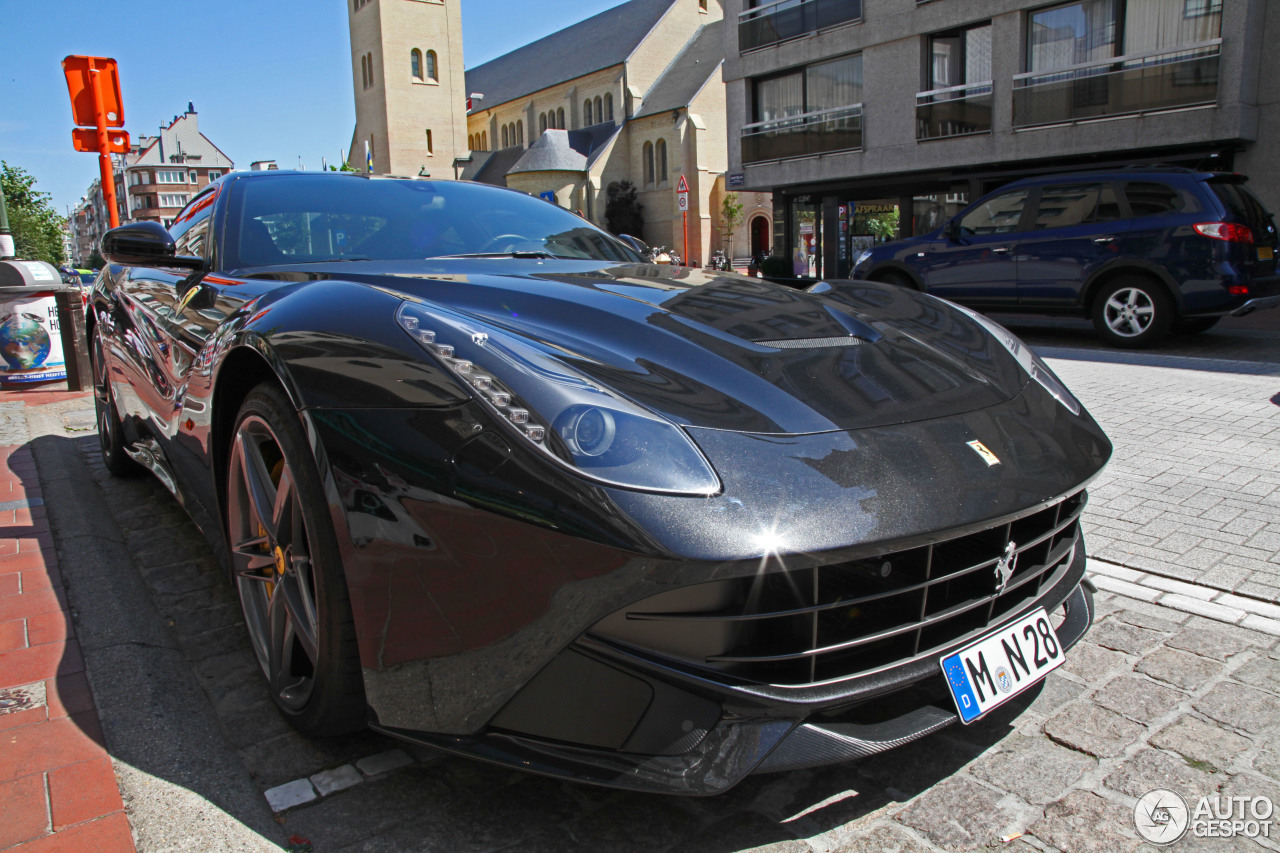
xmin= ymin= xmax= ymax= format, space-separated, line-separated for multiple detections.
xmin=922 ymin=187 xmax=1030 ymax=308
xmin=1015 ymin=181 xmax=1130 ymax=309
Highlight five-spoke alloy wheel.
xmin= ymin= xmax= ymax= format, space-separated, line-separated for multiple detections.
xmin=91 ymin=326 xmax=140 ymax=476
xmin=227 ymin=384 xmax=365 ymax=735
xmin=1091 ymin=278 xmax=1174 ymax=348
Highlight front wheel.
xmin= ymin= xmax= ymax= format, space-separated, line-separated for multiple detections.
xmin=226 ymin=383 xmax=366 ymax=736
xmin=1091 ymin=278 xmax=1174 ymax=348
xmin=91 ymin=328 xmax=139 ymax=477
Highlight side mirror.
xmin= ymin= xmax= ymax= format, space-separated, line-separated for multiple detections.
xmin=943 ymin=220 xmax=959 ymax=241
xmin=101 ymin=221 xmax=203 ymax=270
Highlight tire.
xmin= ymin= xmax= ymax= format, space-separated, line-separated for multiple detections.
xmin=1173 ymin=317 xmax=1220 ymax=336
xmin=1090 ymin=277 xmax=1174 ymax=348
xmin=91 ymin=328 xmax=140 ymax=476
xmin=872 ymin=270 xmax=916 ymax=290
xmin=226 ymin=383 xmax=366 ymax=736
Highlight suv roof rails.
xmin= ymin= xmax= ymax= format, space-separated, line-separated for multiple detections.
xmin=1117 ymin=163 xmax=1197 ymax=173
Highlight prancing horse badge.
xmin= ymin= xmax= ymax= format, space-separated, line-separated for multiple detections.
xmin=966 ymin=440 xmax=1001 ymax=466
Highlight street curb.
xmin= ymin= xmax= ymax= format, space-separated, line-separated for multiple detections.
xmin=1088 ymin=557 xmax=1280 ymax=636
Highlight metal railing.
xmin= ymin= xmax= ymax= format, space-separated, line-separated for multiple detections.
xmin=738 ymin=0 xmax=862 ymax=51
xmin=1013 ymin=40 xmax=1221 ymax=128
xmin=741 ymin=104 xmax=863 ymax=164
xmin=915 ymin=81 xmax=994 ymax=140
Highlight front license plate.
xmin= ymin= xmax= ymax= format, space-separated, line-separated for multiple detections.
xmin=941 ymin=608 xmax=1064 ymax=723
xmin=1259 ymin=246 xmax=1274 ymax=261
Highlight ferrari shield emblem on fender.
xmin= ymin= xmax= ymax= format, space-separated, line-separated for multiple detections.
xmin=966 ymin=440 xmax=1001 ymax=467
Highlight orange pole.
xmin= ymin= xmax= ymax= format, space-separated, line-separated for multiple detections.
xmin=682 ymin=211 xmax=687 ymax=267
xmin=89 ymin=63 xmax=119 ymax=229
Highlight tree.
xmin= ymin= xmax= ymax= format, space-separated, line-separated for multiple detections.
xmin=719 ymin=192 xmax=744 ymax=257
xmin=866 ymin=208 xmax=900 ymax=243
xmin=1 ymin=162 xmax=66 ymax=265
xmin=604 ymin=181 xmax=644 ymax=238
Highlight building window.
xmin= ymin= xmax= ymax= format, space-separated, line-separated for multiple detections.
xmin=367 ymin=52 xmax=375 ymax=88
xmin=539 ymin=113 xmax=547 ymax=133
xmin=160 ymin=193 xmax=190 ymax=208
xmin=656 ymin=139 xmax=668 ymax=183
xmin=468 ymin=133 xmax=474 ymax=149
xmin=595 ymin=96 xmax=604 ymax=123
xmin=156 ymin=170 xmax=187 ymax=184
xmin=917 ymin=22 xmax=993 ymax=140
xmin=481 ymin=130 xmax=487 ymax=150
xmin=426 ymin=50 xmax=438 ymax=81
xmin=209 ymin=171 xmax=222 ymax=180
xmin=745 ymin=54 xmax=864 ymax=163
xmin=643 ymin=141 xmax=655 ymax=186
xmin=425 ymin=129 xmax=433 ymax=154
xmin=189 ymin=170 xmax=198 ymax=183
xmin=411 ymin=49 xmax=423 ymax=80
xmin=557 ymin=107 xmax=565 ymax=129
xmin=516 ymin=121 xmax=523 ymax=145
xmin=605 ymin=93 xmax=614 ymax=121
xmin=502 ymin=125 xmax=509 ymax=147
xmin=584 ymin=99 xmax=593 ymax=125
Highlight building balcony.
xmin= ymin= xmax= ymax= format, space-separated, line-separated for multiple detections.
xmin=738 ymin=0 xmax=862 ymax=52
xmin=1013 ymin=41 xmax=1221 ymax=129
xmin=129 ymin=183 xmax=159 ymax=195
xmin=916 ymin=82 xmax=993 ymax=141
xmin=742 ymin=104 xmax=863 ymax=164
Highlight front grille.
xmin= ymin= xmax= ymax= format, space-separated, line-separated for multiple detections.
xmin=591 ymin=491 xmax=1086 ymax=686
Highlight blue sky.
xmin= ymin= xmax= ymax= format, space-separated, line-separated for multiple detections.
xmin=0 ymin=0 xmax=625 ymax=215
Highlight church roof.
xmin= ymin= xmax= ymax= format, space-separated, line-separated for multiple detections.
xmin=464 ymin=0 xmax=678 ymax=110
xmin=633 ymin=21 xmax=723 ymax=119
xmin=508 ymin=130 xmax=588 ymax=174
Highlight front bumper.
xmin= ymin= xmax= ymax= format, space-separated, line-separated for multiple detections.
xmin=374 ymin=536 xmax=1093 ymax=795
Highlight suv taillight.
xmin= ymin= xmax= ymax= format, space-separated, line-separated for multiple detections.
xmin=1194 ymin=222 xmax=1254 ymax=243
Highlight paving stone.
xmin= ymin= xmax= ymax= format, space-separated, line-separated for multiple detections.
xmin=1044 ymin=704 xmax=1145 ymax=758
xmin=355 ymin=749 xmax=414 ymax=777
xmin=1230 ymin=656 xmax=1280 ymax=695
xmin=1240 ymin=614 xmax=1280 ymax=637
xmin=894 ymin=777 xmax=1014 ymax=851
xmin=1166 ymin=626 xmax=1253 ymax=661
xmin=1135 ymin=647 xmax=1222 ymax=692
xmin=310 ymin=764 xmax=364 ymax=797
xmin=968 ymin=734 xmax=1095 ymax=805
xmin=1023 ymin=671 xmax=1086 ymax=718
xmin=1092 ymin=675 xmax=1188 ymax=725
xmin=263 ymin=778 xmax=316 ymax=812
xmin=1193 ymin=683 xmax=1279 ymax=735
xmin=1028 ymin=790 xmax=1140 ymax=853
xmin=1103 ymin=748 xmax=1227 ymax=803
xmin=857 ymin=734 xmax=985 ymax=799
xmin=1111 ymin=605 xmax=1184 ymax=634
xmin=1252 ymin=739 xmax=1280 ymax=782
xmin=1150 ymin=716 xmax=1252 ymax=773
xmin=1090 ymin=620 xmax=1167 ymax=655
xmin=804 ymin=823 xmax=930 ymax=853
xmin=1160 ymin=593 xmax=1248 ymax=623
xmin=1060 ymin=642 xmax=1130 ymax=686
xmin=664 ymin=811 xmax=809 ymax=853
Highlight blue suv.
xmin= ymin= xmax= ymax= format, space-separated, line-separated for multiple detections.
xmin=851 ymin=168 xmax=1279 ymax=347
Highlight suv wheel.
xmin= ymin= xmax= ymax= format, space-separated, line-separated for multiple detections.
xmin=1091 ymin=278 xmax=1174 ymax=348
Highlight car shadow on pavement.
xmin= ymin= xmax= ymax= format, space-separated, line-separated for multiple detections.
xmin=27 ymin=428 xmax=1042 ymax=851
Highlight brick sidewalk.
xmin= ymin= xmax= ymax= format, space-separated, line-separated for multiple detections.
xmin=0 ymin=390 xmax=135 ymax=853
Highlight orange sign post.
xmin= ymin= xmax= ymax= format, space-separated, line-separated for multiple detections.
xmin=62 ymin=56 xmax=129 ymax=230
xmin=677 ymin=174 xmax=689 ymax=266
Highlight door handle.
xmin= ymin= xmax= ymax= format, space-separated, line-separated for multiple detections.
xmin=992 ymin=247 xmax=1011 ymax=254
xmin=1093 ymin=236 xmax=1115 ymax=244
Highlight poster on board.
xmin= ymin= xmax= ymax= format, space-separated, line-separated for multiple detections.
xmin=0 ymin=293 xmax=67 ymax=385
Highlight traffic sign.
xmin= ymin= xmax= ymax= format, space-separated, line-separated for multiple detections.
xmin=72 ymin=128 xmax=129 ymax=154
xmin=62 ymin=56 xmax=124 ymax=128
xmin=676 ymin=173 xmax=689 ymax=211
xmin=676 ymin=175 xmax=689 ymax=193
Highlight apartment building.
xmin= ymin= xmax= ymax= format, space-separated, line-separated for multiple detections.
xmin=722 ymin=0 xmax=1276 ymax=279
xmin=123 ymin=105 xmax=234 ymax=227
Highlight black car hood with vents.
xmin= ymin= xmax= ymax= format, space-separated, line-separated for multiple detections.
xmin=250 ymin=261 xmax=1029 ymax=435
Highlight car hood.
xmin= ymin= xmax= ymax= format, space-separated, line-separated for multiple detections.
xmin=249 ymin=261 xmax=1029 ymax=435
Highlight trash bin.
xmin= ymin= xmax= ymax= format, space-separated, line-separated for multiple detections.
xmin=0 ymin=260 xmax=73 ymax=387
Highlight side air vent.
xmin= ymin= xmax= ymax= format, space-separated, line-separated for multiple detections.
xmin=755 ymin=336 xmax=868 ymax=350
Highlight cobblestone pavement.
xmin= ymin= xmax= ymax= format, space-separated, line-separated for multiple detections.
xmin=13 ymin=314 xmax=1280 ymax=852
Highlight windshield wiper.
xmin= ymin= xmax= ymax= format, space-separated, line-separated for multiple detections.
xmin=432 ymin=251 xmax=570 ymax=260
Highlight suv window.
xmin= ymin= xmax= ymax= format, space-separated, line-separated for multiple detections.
xmin=958 ymin=189 xmax=1028 ymax=235
xmin=1125 ymin=181 xmax=1192 ymax=217
xmin=1032 ymin=183 xmax=1122 ymax=229
xmin=1208 ymin=180 xmax=1270 ymax=231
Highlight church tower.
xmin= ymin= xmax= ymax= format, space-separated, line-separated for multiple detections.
xmin=347 ymin=0 xmax=467 ymax=178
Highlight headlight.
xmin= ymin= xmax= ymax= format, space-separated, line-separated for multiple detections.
xmin=954 ymin=306 xmax=1082 ymax=416
xmin=396 ymin=301 xmax=721 ymax=496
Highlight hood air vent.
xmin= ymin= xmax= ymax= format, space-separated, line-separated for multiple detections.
xmin=755 ymin=336 xmax=868 ymax=350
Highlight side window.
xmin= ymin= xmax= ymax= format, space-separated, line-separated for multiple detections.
xmin=1125 ymin=182 xmax=1184 ymax=217
xmin=1031 ymin=183 xmax=1122 ymax=229
xmin=958 ymin=190 xmax=1029 ymax=235
xmin=170 ymin=188 xmax=218 ymax=260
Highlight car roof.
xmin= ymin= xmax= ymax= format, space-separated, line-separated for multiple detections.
xmin=1002 ymin=166 xmax=1230 ymax=188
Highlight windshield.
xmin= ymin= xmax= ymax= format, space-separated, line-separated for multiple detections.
xmin=226 ymin=175 xmax=642 ymax=268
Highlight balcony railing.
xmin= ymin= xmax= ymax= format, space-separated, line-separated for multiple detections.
xmin=1013 ymin=40 xmax=1221 ymax=128
xmin=738 ymin=0 xmax=862 ymax=51
xmin=742 ymin=104 xmax=862 ymax=164
xmin=916 ymin=81 xmax=993 ymax=140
